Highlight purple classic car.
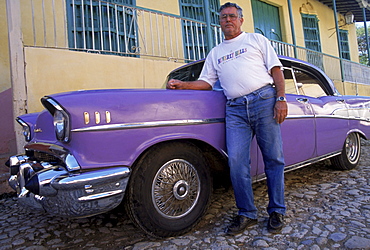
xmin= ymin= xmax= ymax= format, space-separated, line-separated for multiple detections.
xmin=6 ymin=56 xmax=370 ymax=237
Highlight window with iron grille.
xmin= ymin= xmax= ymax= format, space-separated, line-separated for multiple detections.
xmin=339 ymin=29 xmax=350 ymax=60
xmin=180 ymin=0 xmax=220 ymax=60
xmin=301 ymin=14 xmax=323 ymax=70
xmin=66 ymin=0 xmax=137 ymax=56
xmin=302 ymin=14 xmax=321 ymax=52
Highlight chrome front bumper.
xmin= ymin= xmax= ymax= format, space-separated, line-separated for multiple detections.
xmin=7 ymin=154 xmax=130 ymax=218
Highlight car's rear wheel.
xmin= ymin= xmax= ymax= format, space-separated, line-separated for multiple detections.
xmin=125 ymin=141 xmax=212 ymax=238
xmin=330 ymin=133 xmax=361 ymax=170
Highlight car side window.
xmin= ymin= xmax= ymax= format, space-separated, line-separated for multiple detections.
xmin=294 ymin=69 xmax=327 ymax=98
xmin=284 ymin=67 xmax=327 ymax=98
xmin=283 ymin=67 xmax=299 ymax=95
xmin=166 ymin=61 xmax=205 ymax=82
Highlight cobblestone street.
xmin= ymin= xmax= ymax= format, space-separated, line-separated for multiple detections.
xmin=1 ymin=140 xmax=370 ymax=249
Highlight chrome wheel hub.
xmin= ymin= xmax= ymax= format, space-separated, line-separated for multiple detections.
xmin=173 ymin=180 xmax=189 ymax=200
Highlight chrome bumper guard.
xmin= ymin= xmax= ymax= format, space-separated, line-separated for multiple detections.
xmin=7 ymin=154 xmax=130 ymax=218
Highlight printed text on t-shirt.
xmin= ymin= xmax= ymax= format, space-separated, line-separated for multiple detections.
xmin=217 ymin=48 xmax=248 ymax=64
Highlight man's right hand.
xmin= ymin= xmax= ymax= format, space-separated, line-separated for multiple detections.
xmin=167 ymin=79 xmax=184 ymax=89
xmin=166 ymin=79 xmax=212 ymax=90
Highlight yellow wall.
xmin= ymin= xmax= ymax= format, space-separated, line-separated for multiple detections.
xmin=21 ymin=0 xmax=67 ymax=48
xmin=283 ymin=0 xmax=357 ymax=61
xmin=1 ymin=0 xmax=366 ymax=108
xmin=348 ymin=24 xmax=359 ymax=63
xmin=0 ymin=1 xmax=10 ymax=93
xmin=24 ymin=47 xmax=181 ymax=112
xmin=137 ymin=0 xmax=180 ymax=15
xmin=334 ymin=80 xmax=370 ymax=96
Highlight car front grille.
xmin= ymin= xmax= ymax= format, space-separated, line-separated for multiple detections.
xmin=33 ymin=151 xmax=60 ymax=163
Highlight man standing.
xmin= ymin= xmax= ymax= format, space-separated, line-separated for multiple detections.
xmin=167 ymin=2 xmax=287 ymax=234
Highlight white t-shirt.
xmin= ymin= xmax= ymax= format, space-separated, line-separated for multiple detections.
xmin=198 ymin=32 xmax=282 ymax=99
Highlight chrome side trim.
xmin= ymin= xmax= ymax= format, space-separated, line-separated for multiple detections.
xmin=78 ymin=190 xmax=124 ymax=201
xmin=316 ymin=115 xmax=370 ymax=122
xmin=72 ymin=118 xmax=225 ymax=132
xmin=287 ymin=114 xmax=370 ymax=122
xmin=286 ymin=115 xmax=315 ymax=119
xmin=316 ymin=115 xmax=350 ymax=120
xmin=283 ymin=151 xmax=341 ymax=173
xmin=287 ymin=114 xmax=350 ymax=120
xmin=350 ymin=116 xmax=367 ymax=121
xmin=73 ymin=114 xmax=368 ymax=131
xmin=253 ymin=151 xmax=341 ymax=183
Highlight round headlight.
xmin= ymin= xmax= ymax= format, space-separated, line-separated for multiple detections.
xmin=22 ymin=126 xmax=31 ymax=141
xmin=54 ymin=110 xmax=66 ymax=140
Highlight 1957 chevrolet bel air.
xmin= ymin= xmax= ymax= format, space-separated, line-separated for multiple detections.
xmin=6 ymin=56 xmax=370 ymax=237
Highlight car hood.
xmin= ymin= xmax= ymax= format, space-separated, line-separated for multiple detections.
xmin=44 ymin=88 xmax=227 ymax=131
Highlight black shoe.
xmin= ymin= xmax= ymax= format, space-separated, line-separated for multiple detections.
xmin=226 ymin=215 xmax=257 ymax=235
xmin=267 ymin=212 xmax=284 ymax=234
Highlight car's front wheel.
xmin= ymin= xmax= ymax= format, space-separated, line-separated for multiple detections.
xmin=125 ymin=141 xmax=212 ymax=238
xmin=331 ymin=133 xmax=361 ymax=170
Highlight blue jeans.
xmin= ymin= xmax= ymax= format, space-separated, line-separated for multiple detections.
xmin=226 ymin=84 xmax=286 ymax=219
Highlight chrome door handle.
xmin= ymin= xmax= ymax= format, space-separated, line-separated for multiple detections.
xmin=336 ymin=99 xmax=345 ymax=103
xmin=296 ymin=98 xmax=309 ymax=103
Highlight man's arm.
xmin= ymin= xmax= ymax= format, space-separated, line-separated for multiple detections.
xmin=166 ymin=79 xmax=212 ymax=90
xmin=271 ymin=66 xmax=288 ymax=124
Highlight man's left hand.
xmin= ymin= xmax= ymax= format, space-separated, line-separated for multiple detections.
xmin=274 ymin=101 xmax=288 ymax=124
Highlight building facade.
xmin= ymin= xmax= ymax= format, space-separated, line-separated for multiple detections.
xmin=1 ymin=0 xmax=370 ymax=190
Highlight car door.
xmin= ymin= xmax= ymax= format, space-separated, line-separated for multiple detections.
xmin=281 ymin=68 xmax=317 ymax=166
xmin=254 ymin=67 xmax=316 ymax=179
xmin=293 ymin=69 xmax=349 ymax=156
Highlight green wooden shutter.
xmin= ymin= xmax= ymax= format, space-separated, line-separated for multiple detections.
xmin=251 ymin=0 xmax=282 ymax=41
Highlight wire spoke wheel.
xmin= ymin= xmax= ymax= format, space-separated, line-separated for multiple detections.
xmin=345 ymin=133 xmax=360 ymax=164
xmin=152 ymin=159 xmax=200 ymax=219
xmin=125 ymin=142 xmax=211 ymax=238
xmin=331 ymin=133 xmax=361 ymax=170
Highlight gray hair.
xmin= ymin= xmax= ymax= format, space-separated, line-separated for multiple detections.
xmin=219 ymin=2 xmax=243 ymax=18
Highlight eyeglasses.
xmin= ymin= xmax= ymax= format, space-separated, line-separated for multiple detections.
xmin=220 ymin=14 xmax=239 ymax=21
